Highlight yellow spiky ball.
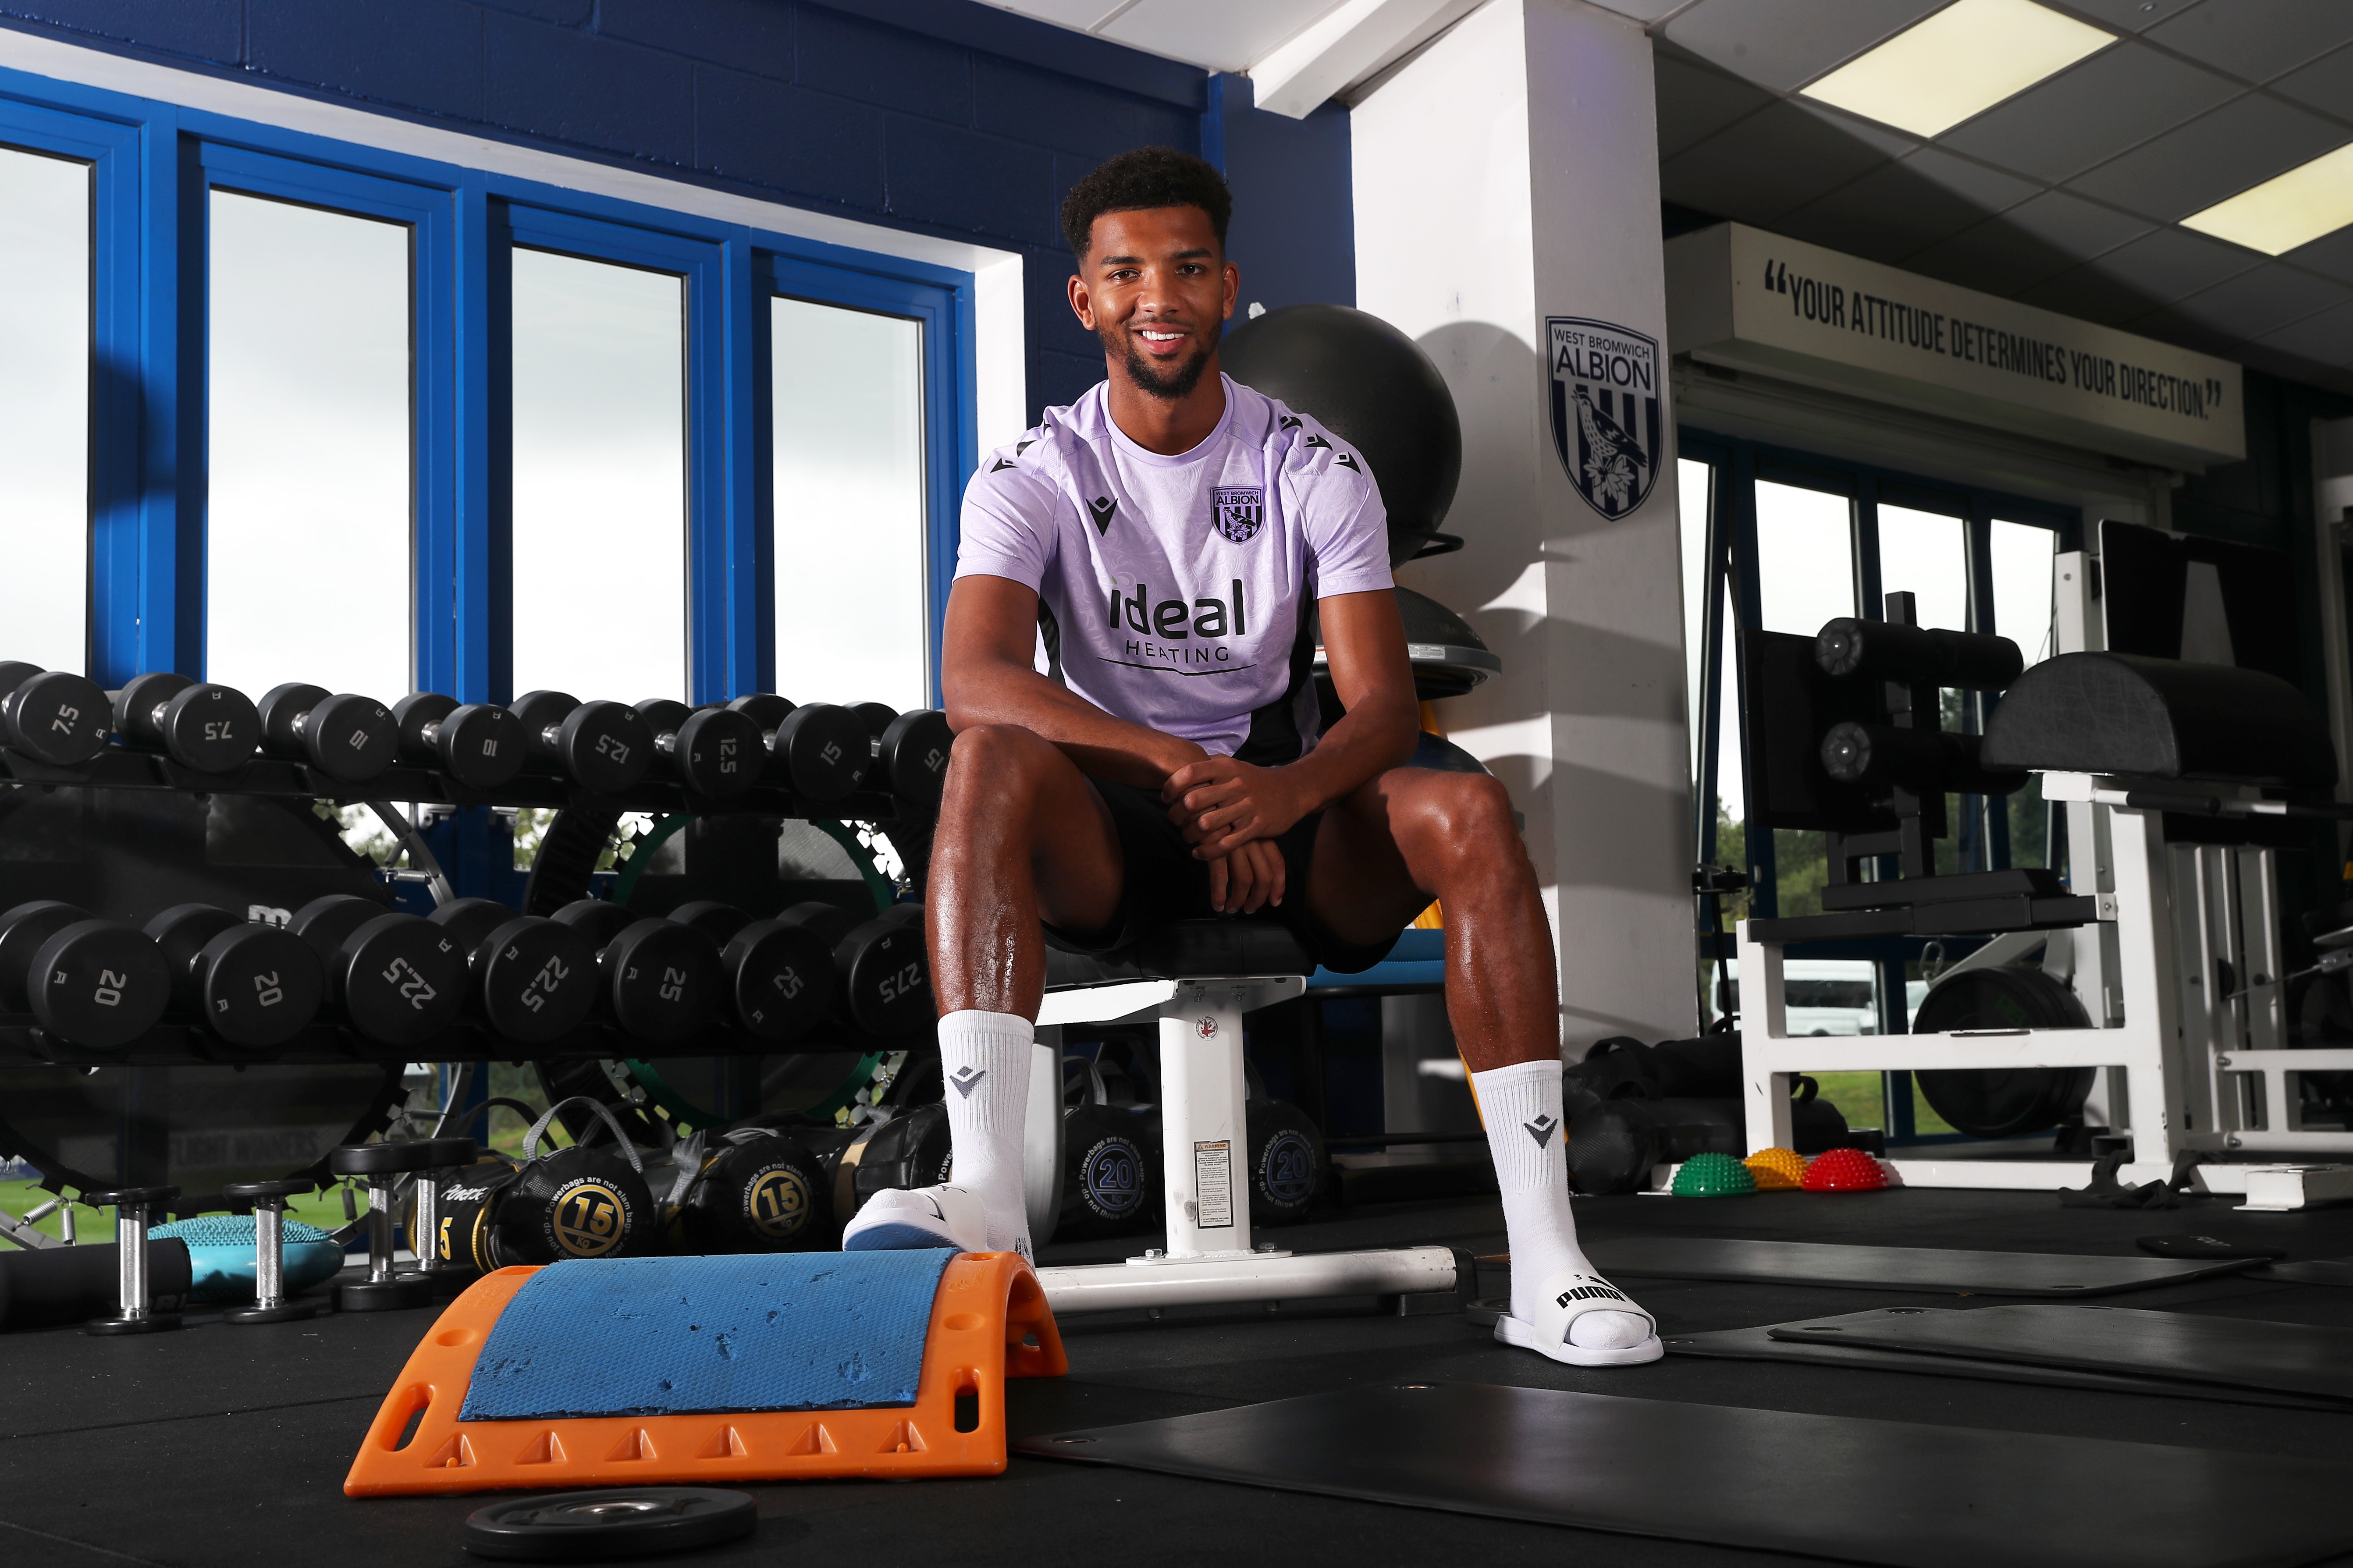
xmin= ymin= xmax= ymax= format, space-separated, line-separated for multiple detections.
xmin=1745 ymin=1147 xmax=1805 ymax=1191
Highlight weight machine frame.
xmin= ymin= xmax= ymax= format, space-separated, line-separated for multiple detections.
xmin=1738 ymin=550 xmax=2346 ymax=1192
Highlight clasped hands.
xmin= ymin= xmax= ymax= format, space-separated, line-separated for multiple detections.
xmin=1160 ymin=752 xmax=1306 ymax=916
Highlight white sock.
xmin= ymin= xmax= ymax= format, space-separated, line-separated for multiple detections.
xmin=937 ymin=1010 xmax=1034 ymax=1262
xmin=1472 ymin=1059 xmax=1650 ymax=1350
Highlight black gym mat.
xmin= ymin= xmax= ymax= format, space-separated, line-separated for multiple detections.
xmin=1586 ymin=1236 xmax=2253 ymax=1295
xmin=1666 ymin=1312 xmax=2353 ymax=1412
xmin=2248 ymin=1257 xmax=2353 ymax=1287
xmin=1016 ymin=1381 xmax=2353 ymax=1568
xmin=1781 ymin=1303 xmax=2353 ymax=1402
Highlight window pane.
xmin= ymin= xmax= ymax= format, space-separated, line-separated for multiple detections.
xmin=1678 ymin=457 xmax=1711 ymax=788
xmin=207 ymin=192 xmax=411 ymax=699
xmin=1877 ymin=504 xmax=1969 ymax=633
xmin=1753 ymin=481 xmax=1854 ymax=636
xmin=0 ymin=145 xmax=90 ymax=672
xmin=512 ymin=248 xmax=687 ymax=702
xmin=1989 ymin=519 xmax=2058 ymax=666
xmin=772 ymin=295 xmax=927 ymax=711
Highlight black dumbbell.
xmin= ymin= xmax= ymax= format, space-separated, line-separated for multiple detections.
xmin=144 ymin=904 xmax=325 ymax=1050
xmin=0 ymin=900 xmax=170 ymax=1049
xmin=424 ymin=898 xmax=599 ymax=1043
xmin=724 ymin=694 xmax=871 ymax=802
xmin=391 ymin=692 xmax=528 ymax=790
xmin=330 ymin=1142 xmax=434 ymax=1311
xmin=0 ymin=662 xmax=110 ymax=765
xmin=509 ymin=690 xmax=654 ymax=796
xmin=851 ymin=702 xmax=899 ymax=746
xmin=255 ymin=684 xmax=398 ymax=783
xmin=632 ymin=699 xmax=765 ymax=801
xmin=108 ymin=671 xmax=259 ymax=772
xmin=548 ymin=900 xmax=725 ymax=1046
xmin=669 ymin=899 xmax=835 ymax=1044
xmin=409 ymin=1136 xmax=479 ymax=1277
xmin=222 ymin=1177 xmax=319 ymax=1325
xmin=776 ymin=900 xmax=931 ymax=1039
xmin=83 ymin=1185 xmax=182 ymax=1334
xmin=289 ymin=895 xmax=466 ymax=1047
xmin=877 ymin=710 xmax=954 ymax=809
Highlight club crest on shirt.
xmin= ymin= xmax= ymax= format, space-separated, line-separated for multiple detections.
xmin=1211 ymin=486 xmax=1265 ymax=543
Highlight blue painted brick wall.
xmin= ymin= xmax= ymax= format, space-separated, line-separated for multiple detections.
xmin=0 ymin=0 xmax=1283 ymax=420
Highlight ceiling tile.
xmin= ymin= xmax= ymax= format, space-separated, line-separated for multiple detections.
xmin=2065 ymin=91 xmax=2349 ymax=219
xmin=1660 ymin=99 xmax=1914 ymax=224
xmin=2258 ymin=297 xmax=2353 ymax=366
xmin=1097 ymin=0 xmax=1341 ymax=73
xmin=1661 ymin=0 xmax=1946 ymax=94
xmin=2019 ymin=225 xmax=2259 ymax=321
xmin=2284 ymin=225 xmax=2353 ymax=286
xmin=2145 ymin=0 xmax=2353 ymax=84
xmin=2271 ymin=43 xmax=2353 ymax=120
xmin=2048 ymin=0 xmax=2201 ymax=32
xmin=1908 ymin=191 xmax=2155 ymax=293
xmin=2149 ymin=261 xmax=2352 ymax=338
xmin=1654 ymin=52 xmax=1777 ymax=160
xmin=1775 ymin=147 xmax=2042 ymax=262
xmin=1936 ymin=41 xmax=2239 ymax=182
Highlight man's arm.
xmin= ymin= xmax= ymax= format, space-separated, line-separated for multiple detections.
xmin=1163 ymin=587 xmax=1420 ymax=856
xmin=939 ymin=573 xmax=1210 ymax=788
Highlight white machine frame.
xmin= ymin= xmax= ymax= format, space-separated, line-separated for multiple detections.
xmin=1020 ymin=973 xmax=1458 ymax=1315
xmin=1739 ymin=549 xmax=2349 ymax=1190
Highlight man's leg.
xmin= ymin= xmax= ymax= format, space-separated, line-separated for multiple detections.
xmin=914 ymin=724 xmax=1125 ymax=1260
xmin=1305 ymin=768 xmax=1655 ymax=1359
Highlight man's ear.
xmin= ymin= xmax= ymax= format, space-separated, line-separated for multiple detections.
xmin=1068 ymin=272 xmax=1097 ymax=331
xmin=1221 ymin=261 xmax=1239 ymax=322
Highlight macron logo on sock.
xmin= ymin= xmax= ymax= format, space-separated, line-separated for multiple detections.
xmin=1524 ymin=1114 xmax=1558 ymax=1149
xmin=951 ymin=1066 xmax=986 ymax=1097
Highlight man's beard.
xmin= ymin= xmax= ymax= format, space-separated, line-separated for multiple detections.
xmin=1105 ymin=320 xmax=1219 ymax=401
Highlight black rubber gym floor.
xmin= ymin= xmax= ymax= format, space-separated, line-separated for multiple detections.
xmin=9 ymin=1185 xmax=2353 ymax=1568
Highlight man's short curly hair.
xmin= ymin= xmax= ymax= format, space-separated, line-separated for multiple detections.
xmin=1059 ymin=147 xmax=1232 ymax=260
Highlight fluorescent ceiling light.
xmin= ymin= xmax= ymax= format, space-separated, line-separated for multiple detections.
xmin=1800 ymin=0 xmax=2113 ymax=139
xmin=2180 ymin=142 xmax=2353 ymax=256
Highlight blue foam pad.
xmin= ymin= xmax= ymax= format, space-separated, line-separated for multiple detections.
xmin=458 ymin=1249 xmax=958 ymax=1421
xmin=150 ymin=1215 xmax=343 ymax=1303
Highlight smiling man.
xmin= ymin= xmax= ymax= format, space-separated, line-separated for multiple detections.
xmin=841 ymin=147 xmax=1658 ymax=1367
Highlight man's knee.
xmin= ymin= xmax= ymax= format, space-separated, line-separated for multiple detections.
xmin=938 ymin=723 xmax=1070 ymax=833
xmin=1404 ymin=772 xmax=1521 ymax=873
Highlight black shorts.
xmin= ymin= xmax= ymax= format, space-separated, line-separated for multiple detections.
xmin=1041 ymin=779 xmax=1399 ymax=975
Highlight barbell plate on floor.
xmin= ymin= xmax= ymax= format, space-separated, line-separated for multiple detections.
xmin=460 ymin=1488 xmax=759 ymax=1561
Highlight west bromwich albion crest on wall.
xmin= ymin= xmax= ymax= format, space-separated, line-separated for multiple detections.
xmin=1212 ymin=485 xmax=1264 ymax=543
xmin=1546 ymin=317 xmax=1661 ymax=520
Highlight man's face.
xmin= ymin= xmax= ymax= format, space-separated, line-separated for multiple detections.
xmin=1068 ymin=205 xmax=1237 ymax=402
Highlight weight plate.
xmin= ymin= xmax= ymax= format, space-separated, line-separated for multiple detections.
xmin=329 ymin=1139 xmax=439 ymax=1176
xmin=192 ymin=922 xmax=324 ymax=1048
xmin=461 ymin=1488 xmax=757 ymax=1561
xmin=672 ymin=706 xmax=763 ymax=800
xmin=256 ymin=683 xmax=331 ymax=755
xmin=878 ymin=709 xmax=953 ymax=809
xmin=439 ymin=703 xmax=528 ymax=789
xmin=28 ymin=920 xmax=171 ymax=1049
xmin=113 ymin=670 xmax=191 ymax=746
xmin=665 ymin=900 xmax=749 ymax=942
xmin=851 ymin=701 xmax=897 ymax=741
xmin=333 ymin=914 xmax=466 ymax=1047
xmin=602 ymin=920 xmax=722 ymax=1045
xmin=6 ymin=670 xmax=111 ymax=764
xmin=157 ymin=683 xmax=259 ymax=772
xmin=772 ymin=703 xmax=870 ymax=802
xmin=839 ymin=915 xmax=930 ymax=1039
xmin=632 ymin=698 xmax=692 ymax=737
xmin=0 ymin=900 xmax=90 ymax=1009
xmin=550 ymin=898 xmax=636 ymax=950
xmin=556 ymin=701 xmax=653 ymax=795
xmin=725 ymin=692 xmax=794 ymax=738
xmin=1913 ymin=965 xmax=2093 ymax=1140
xmin=302 ymin=692 xmax=398 ymax=782
xmin=722 ymin=917 xmax=835 ymax=1043
xmin=473 ymin=917 xmax=598 ymax=1043
xmin=0 ymin=661 xmax=40 ymax=697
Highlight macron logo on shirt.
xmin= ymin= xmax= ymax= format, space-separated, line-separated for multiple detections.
xmin=1087 ymin=496 xmax=1117 ymax=535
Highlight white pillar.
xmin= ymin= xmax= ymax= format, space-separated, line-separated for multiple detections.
xmin=1353 ymin=0 xmax=1692 ymax=1053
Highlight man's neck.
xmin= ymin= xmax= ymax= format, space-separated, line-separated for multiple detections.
xmin=1104 ymin=362 xmax=1226 ymax=456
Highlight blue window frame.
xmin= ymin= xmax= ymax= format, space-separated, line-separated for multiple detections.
xmin=0 ymin=59 xmax=979 ymax=719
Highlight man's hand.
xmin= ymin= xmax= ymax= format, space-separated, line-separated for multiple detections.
xmin=1206 ymin=837 xmax=1287 ymax=914
xmin=1162 ymin=754 xmax=1308 ymax=858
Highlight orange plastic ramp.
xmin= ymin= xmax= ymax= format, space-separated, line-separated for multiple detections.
xmin=345 ymin=1250 xmax=1065 ymax=1495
